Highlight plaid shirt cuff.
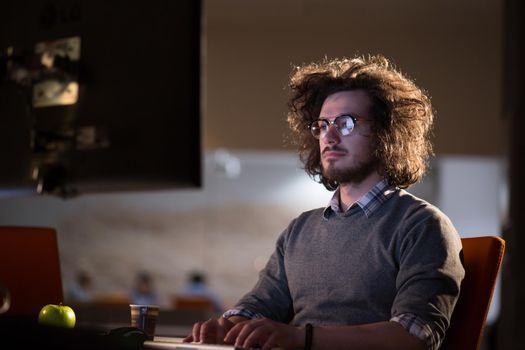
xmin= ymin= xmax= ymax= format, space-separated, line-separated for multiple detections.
xmin=222 ymin=307 xmax=264 ymax=320
xmin=391 ymin=313 xmax=440 ymax=350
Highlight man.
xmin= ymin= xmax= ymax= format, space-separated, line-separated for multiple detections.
xmin=130 ymin=271 xmax=160 ymax=306
xmin=184 ymin=55 xmax=465 ymax=350
xmin=65 ymin=270 xmax=93 ymax=303
xmin=176 ymin=271 xmax=224 ymax=313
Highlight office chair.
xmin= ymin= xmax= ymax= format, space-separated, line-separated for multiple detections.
xmin=441 ymin=236 xmax=505 ymax=350
xmin=0 ymin=226 xmax=64 ymax=316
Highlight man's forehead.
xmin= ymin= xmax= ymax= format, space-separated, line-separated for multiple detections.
xmin=320 ymin=90 xmax=372 ymax=118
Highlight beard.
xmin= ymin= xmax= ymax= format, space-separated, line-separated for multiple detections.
xmin=321 ymin=155 xmax=380 ymax=185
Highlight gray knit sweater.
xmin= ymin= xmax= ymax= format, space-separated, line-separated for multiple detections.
xmin=235 ymin=189 xmax=464 ymax=343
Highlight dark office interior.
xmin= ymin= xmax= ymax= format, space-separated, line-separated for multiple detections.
xmin=1 ymin=0 xmax=525 ymax=349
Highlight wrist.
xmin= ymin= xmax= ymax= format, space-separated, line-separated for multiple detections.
xmin=304 ymin=323 xmax=313 ymax=350
xmin=224 ymin=315 xmax=248 ymax=324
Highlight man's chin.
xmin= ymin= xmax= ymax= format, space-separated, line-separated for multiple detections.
xmin=322 ymin=168 xmax=343 ymax=182
xmin=322 ymin=165 xmax=378 ymax=185
xmin=321 ymin=162 xmax=341 ymax=174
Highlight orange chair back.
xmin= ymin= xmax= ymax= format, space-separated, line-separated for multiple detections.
xmin=0 ymin=226 xmax=64 ymax=316
xmin=172 ymin=295 xmax=215 ymax=311
xmin=441 ymin=236 xmax=505 ymax=350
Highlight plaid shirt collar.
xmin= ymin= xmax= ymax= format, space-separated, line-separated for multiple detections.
xmin=323 ymin=178 xmax=396 ymax=219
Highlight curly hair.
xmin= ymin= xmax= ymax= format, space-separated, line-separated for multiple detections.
xmin=287 ymin=54 xmax=434 ymax=190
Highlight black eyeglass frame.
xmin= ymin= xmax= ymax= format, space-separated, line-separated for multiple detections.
xmin=309 ymin=114 xmax=359 ymax=139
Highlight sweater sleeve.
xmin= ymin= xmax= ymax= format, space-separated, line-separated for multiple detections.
xmin=391 ymin=209 xmax=465 ymax=349
xmin=233 ymin=227 xmax=295 ymax=323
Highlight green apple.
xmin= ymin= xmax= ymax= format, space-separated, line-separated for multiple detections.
xmin=38 ymin=303 xmax=76 ymax=328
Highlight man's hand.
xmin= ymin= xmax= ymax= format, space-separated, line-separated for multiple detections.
xmin=183 ymin=317 xmax=236 ymax=344
xmin=224 ymin=318 xmax=303 ymax=350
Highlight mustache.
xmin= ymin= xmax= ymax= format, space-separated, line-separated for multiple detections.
xmin=322 ymin=145 xmax=347 ymax=154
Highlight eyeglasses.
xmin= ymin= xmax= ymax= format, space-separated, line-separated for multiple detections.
xmin=309 ymin=114 xmax=358 ymax=139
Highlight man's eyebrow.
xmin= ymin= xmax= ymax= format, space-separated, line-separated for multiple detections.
xmin=318 ymin=113 xmax=357 ymax=119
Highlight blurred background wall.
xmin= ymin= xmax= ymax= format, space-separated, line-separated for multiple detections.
xmin=0 ymin=0 xmax=507 ymax=339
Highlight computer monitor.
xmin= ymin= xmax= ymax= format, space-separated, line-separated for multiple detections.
xmin=0 ymin=0 xmax=201 ymax=197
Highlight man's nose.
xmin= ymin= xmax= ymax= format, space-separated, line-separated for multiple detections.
xmin=322 ymin=124 xmax=340 ymax=144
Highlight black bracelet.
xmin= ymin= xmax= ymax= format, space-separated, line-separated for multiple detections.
xmin=304 ymin=323 xmax=313 ymax=350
